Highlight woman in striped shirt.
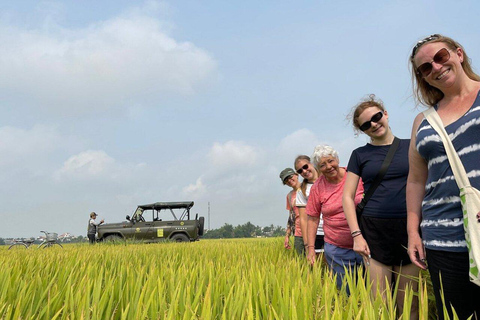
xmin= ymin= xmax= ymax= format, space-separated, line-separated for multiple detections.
xmin=407 ymin=34 xmax=480 ymax=320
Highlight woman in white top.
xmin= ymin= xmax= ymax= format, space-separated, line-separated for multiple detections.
xmin=294 ymin=155 xmax=324 ymax=253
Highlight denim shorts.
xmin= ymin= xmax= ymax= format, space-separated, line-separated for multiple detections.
xmin=324 ymin=242 xmax=363 ymax=291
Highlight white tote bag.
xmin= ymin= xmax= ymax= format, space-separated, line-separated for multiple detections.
xmin=424 ymin=107 xmax=480 ymax=286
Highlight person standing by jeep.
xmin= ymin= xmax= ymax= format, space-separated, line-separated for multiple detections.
xmin=87 ymin=212 xmax=104 ymax=244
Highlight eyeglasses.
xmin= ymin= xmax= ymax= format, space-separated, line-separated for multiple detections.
xmin=359 ymin=111 xmax=384 ymax=132
xmin=296 ymin=164 xmax=309 ymax=174
xmin=415 ymin=48 xmax=451 ymax=77
xmin=410 ymin=34 xmax=440 ymax=60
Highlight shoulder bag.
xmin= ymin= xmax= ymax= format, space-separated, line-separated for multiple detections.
xmin=356 ymin=136 xmax=400 ymax=217
xmin=424 ymin=107 xmax=480 ymax=286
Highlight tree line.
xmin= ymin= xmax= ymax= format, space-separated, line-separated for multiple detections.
xmin=203 ymin=222 xmax=285 ymax=239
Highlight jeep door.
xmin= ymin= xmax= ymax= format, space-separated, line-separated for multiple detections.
xmin=127 ymin=209 xmax=151 ymax=240
xmin=148 ymin=220 xmax=170 ymax=241
xmin=148 ymin=209 xmax=175 ymax=241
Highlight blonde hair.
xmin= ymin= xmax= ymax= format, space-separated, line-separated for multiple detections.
xmin=410 ymin=34 xmax=480 ymax=107
xmin=294 ymin=155 xmax=312 ymax=197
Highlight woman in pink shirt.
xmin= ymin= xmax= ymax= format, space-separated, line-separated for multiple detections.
xmin=306 ymin=145 xmax=364 ymax=291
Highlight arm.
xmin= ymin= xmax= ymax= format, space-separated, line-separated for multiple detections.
xmin=295 ymin=190 xmax=309 ymax=249
xmin=305 ymin=185 xmax=321 ymax=265
xmin=298 ymin=207 xmax=308 ymax=249
xmin=284 ymin=216 xmax=293 ymax=249
xmin=284 ymin=192 xmax=294 ymax=249
xmin=91 ymin=219 xmax=105 ymax=226
xmin=407 ymin=113 xmax=428 ymax=270
xmin=306 ymin=215 xmax=319 ymax=265
xmin=342 ymin=172 xmax=370 ymax=260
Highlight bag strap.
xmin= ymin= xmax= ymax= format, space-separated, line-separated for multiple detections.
xmin=423 ymin=107 xmax=471 ymax=189
xmin=356 ymin=136 xmax=400 ymax=212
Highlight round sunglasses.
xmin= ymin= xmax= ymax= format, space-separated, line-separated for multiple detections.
xmin=296 ymin=164 xmax=309 ymax=174
xmin=359 ymin=111 xmax=384 ymax=132
xmin=416 ymin=48 xmax=451 ymax=77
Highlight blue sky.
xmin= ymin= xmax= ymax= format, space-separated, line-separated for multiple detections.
xmin=1 ymin=0 xmax=480 ymax=237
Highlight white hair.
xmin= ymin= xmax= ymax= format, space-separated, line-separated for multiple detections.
xmin=311 ymin=145 xmax=339 ymax=167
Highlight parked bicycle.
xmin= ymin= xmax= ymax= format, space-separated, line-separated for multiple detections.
xmin=8 ymin=231 xmax=63 ymax=250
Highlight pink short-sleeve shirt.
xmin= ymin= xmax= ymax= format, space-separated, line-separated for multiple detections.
xmin=306 ymin=169 xmax=363 ymax=249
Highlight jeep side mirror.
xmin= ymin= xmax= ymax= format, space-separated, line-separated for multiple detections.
xmin=126 ymin=215 xmax=131 ymax=221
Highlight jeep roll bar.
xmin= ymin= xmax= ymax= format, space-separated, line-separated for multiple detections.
xmin=136 ymin=201 xmax=194 ymax=220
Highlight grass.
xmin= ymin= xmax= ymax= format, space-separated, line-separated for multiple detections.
xmin=0 ymin=238 xmax=439 ymax=319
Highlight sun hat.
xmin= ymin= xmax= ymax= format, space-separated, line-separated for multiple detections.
xmin=279 ymin=168 xmax=296 ymax=184
xmin=90 ymin=212 xmax=98 ymax=218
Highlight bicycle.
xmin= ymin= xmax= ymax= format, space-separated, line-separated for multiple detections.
xmin=8 ymin=231 xmax=63 ymax=250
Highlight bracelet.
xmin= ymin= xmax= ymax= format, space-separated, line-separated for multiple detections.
xmin=307 ymin=245 xmax=315 ymax=248
xmin=351 ymin=230 xmax=362 ymax=238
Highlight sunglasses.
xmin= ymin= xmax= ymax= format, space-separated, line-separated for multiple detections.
xmin=359 ymin=111 xmax=384 ymax=132
xmin=416 ymin=48 xmax=451 ymax=77
xmin=410 ymin=34 xmax=440 ymax=60
xmin=296 ymin=164 xmax=309 ymax=174
xmin=283 ymin=175 xmax=295 ymax=184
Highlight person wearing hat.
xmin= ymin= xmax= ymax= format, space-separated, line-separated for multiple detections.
xmin=279 ymin=168 xmax=303 ymax=255
xmin=87 ymin=212 xmax=104 ymax=244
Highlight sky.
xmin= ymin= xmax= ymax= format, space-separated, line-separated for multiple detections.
xmin=1 ymin=0 xmax=480 ymax=238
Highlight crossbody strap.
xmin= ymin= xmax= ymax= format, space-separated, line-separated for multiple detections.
xmin=423 ymin=107 xmax=470 ymax=189
xmin=357 ymin=136 xmax=400 ymax=212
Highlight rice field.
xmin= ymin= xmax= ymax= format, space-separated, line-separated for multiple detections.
xmin=0 ymin=238 xmax=436 ymax=319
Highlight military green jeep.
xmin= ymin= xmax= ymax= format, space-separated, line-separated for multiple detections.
xmin=97 ymin=201 xmax=205 ymax=243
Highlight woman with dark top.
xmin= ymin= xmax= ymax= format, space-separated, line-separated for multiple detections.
xmin=342 ymin=95 xmax=418 ymax=318
xmin=408 ymin=34 xmax=480 ymax=320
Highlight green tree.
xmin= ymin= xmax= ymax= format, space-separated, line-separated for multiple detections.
xmin=203 ymin=222 xmax=285 ymax=239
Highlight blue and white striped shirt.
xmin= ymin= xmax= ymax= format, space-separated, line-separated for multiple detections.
xmin=416 ymin=92 xmax=480 ymax=252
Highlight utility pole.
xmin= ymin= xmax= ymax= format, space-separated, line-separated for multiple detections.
xmin=208 ymin=202 xmax=210 ymax=230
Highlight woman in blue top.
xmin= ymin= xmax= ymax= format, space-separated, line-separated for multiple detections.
xmin=343 ymin=95 xmax=419 ymax=318
xmin=408 ymin=34 xmax=480 ymax=320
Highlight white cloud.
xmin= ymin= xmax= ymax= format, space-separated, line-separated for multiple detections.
xmin=276 ymin=128 xmax=362 ymax=166
xmin=0 ymin=126 xmax=54 ymax=160
xmin=0 ymin=7 xmax=218 ymax=115
xmin=208 ymin=140 xmax=259 ymax=169
xmin=183 ymin=177 xmax=206 ymax=198
xmin=0 ymin=125 xmax=74 ymax=171
xmin=55 ymin=150 xmax=115 ymax=179
xmin=277 ymin=128 xmax=321 ymax=160
xmin=54 ymin=149 xmax=147 ymax=182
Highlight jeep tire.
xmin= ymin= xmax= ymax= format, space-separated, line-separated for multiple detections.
xmin=104 ymin=235 xmax=124 ymax=243
xmin=171 ymin=234 xmax=189 ymax=242
xmin=198 ymin=217 xmax=205 ymax=236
